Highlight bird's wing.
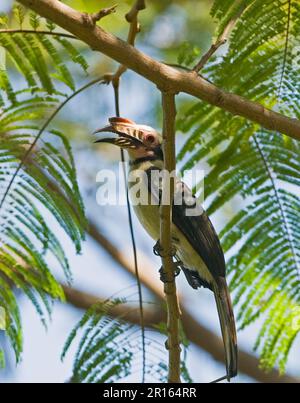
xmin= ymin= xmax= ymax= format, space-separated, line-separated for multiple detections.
xmin=146 ymin=166 xmax=226 ymax=279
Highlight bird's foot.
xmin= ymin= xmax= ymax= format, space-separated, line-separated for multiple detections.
xmin=153 ymin=240 xmax=177 ymax=258
xmin=154 ymin=240 xmax=182 ymax=283
xmin=159 ymin=263 xmax=181 ymax=284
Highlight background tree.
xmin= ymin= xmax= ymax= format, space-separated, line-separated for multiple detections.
xmin=0 ymin=0 xmax=299 ymax=383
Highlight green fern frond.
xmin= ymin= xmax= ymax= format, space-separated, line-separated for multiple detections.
xmin=0 ymin=10 xmax=91 ymax=363
xmin=0 ymin=108 xmax=86 ymax=360
xmin=0 ymin=57 xmax=89 ymax=362
xmin=13 ymin=5 xmax=26 ymax=29
xmin=54 ymin=37 xmax=89 ymax=73
xmin=63 ymin=298 xmax=192 ymax=383
xmin=0 ymin=12 xmax=89 ymax=95
xmin=63 ymin=299 xmax=147 ymax=383
xmin=29 ymin=12 xmax=41 ymax=31
xmin=0 ymin=61 xmax=109 ymax=363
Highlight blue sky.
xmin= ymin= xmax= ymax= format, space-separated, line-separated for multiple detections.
xmin=0 ymin=0 xmax=12 ymax=13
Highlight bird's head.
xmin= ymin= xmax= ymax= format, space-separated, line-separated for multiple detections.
xmin=94 ymin=117 xmax=163 ymax=161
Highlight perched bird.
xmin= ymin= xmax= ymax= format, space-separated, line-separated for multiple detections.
xmin=94 ymin=117 xmax=238 ymax=381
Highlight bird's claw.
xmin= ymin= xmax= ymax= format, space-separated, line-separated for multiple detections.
xmin=154 ymin=240 xmax=182 ymax=283
xmin=153 ymin=240 xmax=177 ymax=258
xmin=159 ymin=264 xmax=181 ymax=283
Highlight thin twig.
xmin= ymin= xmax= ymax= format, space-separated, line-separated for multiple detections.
xmin=160 ymin=92 xmax=181 ymax=383
xmin=163 ymin=62 xmax=192 ymax=72
xmin=126 ymin=0 xmax=146 ymax=21
xmin=193 ymin=1 xmax=246 ymax=73
xmin=0 ymin=4 xmax=117 ymax=38
xmin=0 ymin=28 xmax=77 ymax=39
xmin=192 ymin=37 xmax=227 ymax=73
xmin=89 ymin=4 xmax=118 ymax=25
xmin=113 ymin=0 xmax=146 ymax=84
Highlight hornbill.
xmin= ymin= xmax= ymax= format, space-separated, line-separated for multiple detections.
xmin=94 ymin=117 xmax=238 ymax=381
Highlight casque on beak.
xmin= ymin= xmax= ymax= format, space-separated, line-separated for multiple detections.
xmin=94 ymin=117 xmax=163 ymax=162
xmin=93 ymin=117 xmax=145 ymax=150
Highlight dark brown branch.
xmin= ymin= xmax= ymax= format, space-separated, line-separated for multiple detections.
xmin=160 ymin=92 xmax=181 ymax=383
xmin=16 ymin=0 xmax=300 ymax=141
xmin=62 ymin=285 xmax=161 ymax=325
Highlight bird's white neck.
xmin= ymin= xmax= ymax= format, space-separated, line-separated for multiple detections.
xmin=129 ymin=157 xmax=164 ymax=173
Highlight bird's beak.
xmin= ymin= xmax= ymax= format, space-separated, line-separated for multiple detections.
xmin=93 ymin=123 xmax=145 ymax=150
xmin=93 ymin=125 xmax=119 ymax=145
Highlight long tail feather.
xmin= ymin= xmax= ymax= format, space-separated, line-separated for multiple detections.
xmin=214 ymin=277 xmax=238 ymax=381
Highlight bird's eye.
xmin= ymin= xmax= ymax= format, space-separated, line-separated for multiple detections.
xmin=145 ymin=134 xmax=156 ymax=144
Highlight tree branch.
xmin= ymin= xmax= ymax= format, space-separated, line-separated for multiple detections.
xmin=62 ymin=284 xmax=161 ymax=325
xmin=160 ymin=92 xmax=181 ymax=383
xmin=16 ymin=0 xmax=300 ymax=141
xmin=126 ymin=0 xmax=146 ymax=21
